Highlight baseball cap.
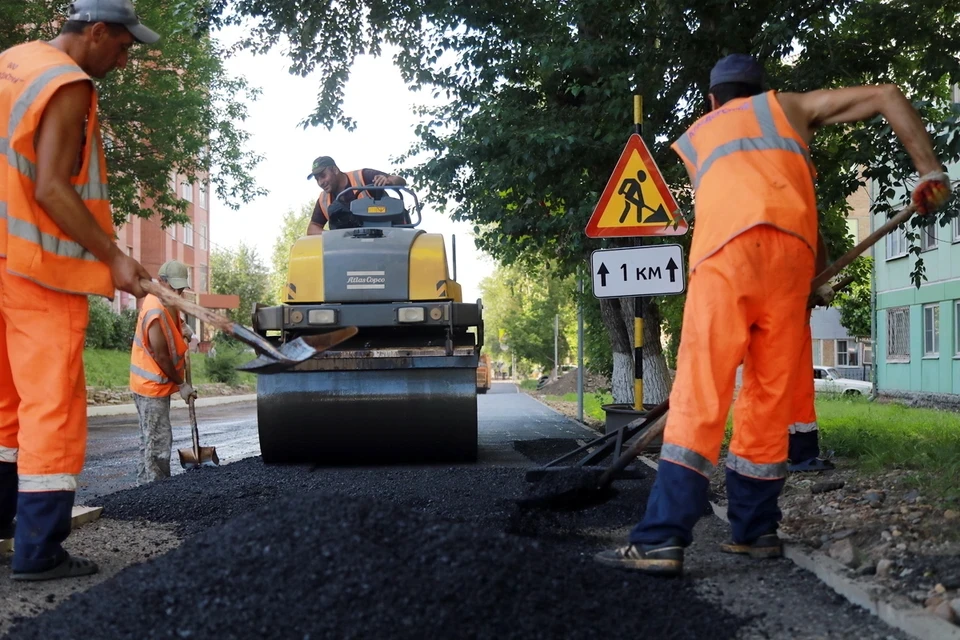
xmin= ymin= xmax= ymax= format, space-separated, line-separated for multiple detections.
xmin=158 ymin=260 xmax=190 ymax=290
xmin=67 ymin=0 xmax=161 ymax=45
xmin=709 ymin=54 xmax=764 ymax=89
xmin=307 ymin=156 xmax=336 ymax=180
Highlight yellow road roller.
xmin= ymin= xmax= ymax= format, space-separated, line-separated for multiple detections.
xmin=248 ymin=186 xmax=483 ymax=464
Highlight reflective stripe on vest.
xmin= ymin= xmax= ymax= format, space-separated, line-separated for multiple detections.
xmin=725 ymin=452 xmax=788 ymax=480
xmin=317 ymin=169 xmax=370 ymax=220
xmin=671 ymin=90 xmax=818 ymax=271
xmin=0 ymin=42 xmax=114 ymax=296
xmin=130 ymin=295 xmax=187 ymax=396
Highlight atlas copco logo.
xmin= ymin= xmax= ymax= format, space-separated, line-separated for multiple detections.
xmin=347 ymin=275 xmax=386 ymax=284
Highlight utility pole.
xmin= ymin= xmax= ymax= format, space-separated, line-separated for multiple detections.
xmin=577 ymin=277 xmax=584 ymax=423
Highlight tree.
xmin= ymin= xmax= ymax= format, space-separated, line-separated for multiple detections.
xmin=210 ymin=243 xmax=272 ymax=324
xmin=269 ymin=202 xmax=313 ymax=303
xmin=0 ymin=0 xmax=264 ymax=227
xmin=209 ymin=0 xmax=960 ymax=401
xmin=834 ymin=257 xmax=873 ymax=339
xmin=479 ymin=264 xmax=576 ymax=374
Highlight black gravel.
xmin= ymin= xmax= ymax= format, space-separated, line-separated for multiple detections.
xmin=5 ymin=444 xmax=749 ymax=640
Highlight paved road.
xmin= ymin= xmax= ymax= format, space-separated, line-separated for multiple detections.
xmin=79 ymin=381 xmax=593 ymax=502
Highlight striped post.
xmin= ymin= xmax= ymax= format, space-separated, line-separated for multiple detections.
xmin=633 ymin=94 xmax=644 ymax=412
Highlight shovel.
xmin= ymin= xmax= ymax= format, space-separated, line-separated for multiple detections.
xmin=140 ymin=279 xmax=341 ymax=370
xmin=178 ymin=352 xmax=219 ymax=470
xmin=520 ymin=201 xmax=920 ymax=510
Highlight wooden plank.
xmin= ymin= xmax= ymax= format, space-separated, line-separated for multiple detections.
xmin=71 ymin=505 xmax=104 ymax=529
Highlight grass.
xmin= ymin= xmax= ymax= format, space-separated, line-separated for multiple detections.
xmin=542 ymin=390 xmax=960 ymax=501
xmin=518 ymin=379 xmax=539 ymax=391
xmin=83 ymin=348 xmax=256 ymax=388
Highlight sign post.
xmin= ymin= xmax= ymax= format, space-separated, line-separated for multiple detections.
xmin=584 ymin=94 xmax=687 ymax=416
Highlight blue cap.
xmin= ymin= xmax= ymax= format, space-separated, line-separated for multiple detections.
xmin=709 ymin=54 xmax=763 ymax=89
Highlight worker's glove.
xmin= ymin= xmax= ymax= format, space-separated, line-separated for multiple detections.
xmin=178 ymin=383 xmax=197 ymax=402
xmin=182 ymin=324 xmax=195 ymax=341
xmin=911 ymin=171 xmax=952 ymax=216
xmin=811 ymin=284 xmax=836 ymax=307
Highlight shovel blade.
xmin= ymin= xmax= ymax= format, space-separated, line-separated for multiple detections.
xmin=236 ymin=327 xmax=359 ymax=373
xmin=178 ymin=446 xmax=220 ymax=470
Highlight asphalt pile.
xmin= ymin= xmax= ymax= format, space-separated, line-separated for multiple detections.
xmin=6 ymin=442 xmax=748 ymax=639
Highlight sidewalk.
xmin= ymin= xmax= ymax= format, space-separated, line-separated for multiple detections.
xmin=88 ymin=394 xmax=257 ymax=418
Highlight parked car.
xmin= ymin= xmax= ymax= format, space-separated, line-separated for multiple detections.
xmin=813 ymin=366 xmax=871 ymax=396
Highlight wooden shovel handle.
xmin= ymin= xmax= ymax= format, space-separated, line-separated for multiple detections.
xmin=140 ymin=280 xmax=235 ymax=335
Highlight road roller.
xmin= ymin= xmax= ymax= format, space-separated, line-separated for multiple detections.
xmin=249 ymin=186 xmax=483 ymax=464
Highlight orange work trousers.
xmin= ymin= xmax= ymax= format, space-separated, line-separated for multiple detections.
xmin=0 ymin=259 xmax=89 ymax=490
xmin=789 ymin=313 xmax=817 ymax=434
xmin=661 ymin=226 xmax=814 ymax=479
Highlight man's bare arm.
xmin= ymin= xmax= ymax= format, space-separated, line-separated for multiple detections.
xmin=146 ymin=321 xmax=183 ymax=385
xmin=778 ymin=86 xmax=942 ymax=176
xmin=307 ymin=221 xmax=325 ymax=235
xmin=34 ymin=81 xmax=149 ymax=296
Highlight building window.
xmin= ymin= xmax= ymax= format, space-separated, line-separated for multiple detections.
xmin=183 ymin=222 xmax=194 ymax=247
xmin=846 ymin=219 xmax=858 ymax=244
xmin=199 ymin=223 xmax=208 ymax=250
xmin=170 ymin=171 xmax=177 ymax=193
xmin=836 ymin=340 xmax=859 ymax=367
xmin=180 ymin=180 xmax=193 ymax=203
xmin=187 ymin=267 xmax=194 ymax=289
xmin=923 ymin=304 xmax=939 ymax=357
xmin=952 ymin=216 xmax=960 ymax=243
xmin=199 ymin=264 xmax=208 ymax=292
xmin=920 ymin=224 xmax=937 ymax=251
xmin=956 ymin=301 xmax=960 ymax=356
xmin=886 ymin=226 xmax=907 ymax=259
xmin=886 ymin=307 xmax=910 ymax=362
xmin=199 ymin=183 xmax=208 ymax=210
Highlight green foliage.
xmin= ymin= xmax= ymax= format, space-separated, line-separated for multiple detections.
xmin=480 ymin=263 xmax=575 ymax=372
xmin=210 ymin=243 xmax=273 ymax=324
xmin=203 ymin=344 xmax=243 ymax=385
xmin=85 ymin=298 xmax=116 ymax=349
xmin=83 ymin=348 xmax=134 ymax=387
xmin=834 ymin=257 xmax=873 ymax=339
xmin=269 ymin=203 xmax=313 ymax=304
xmin=0 ymin=0 xmax=264 ymax=227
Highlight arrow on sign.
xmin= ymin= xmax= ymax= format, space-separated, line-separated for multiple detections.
xmin=665 ymin=257 xmax=678 ymax=283
xmin=597 ymin=262 xmax=609 ymax=287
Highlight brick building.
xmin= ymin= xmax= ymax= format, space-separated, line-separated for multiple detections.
xmin=112 ymin=171 xmax=237 ymax=340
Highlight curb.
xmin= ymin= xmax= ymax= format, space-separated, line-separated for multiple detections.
xmin=88 ymin=394 xmax=257 ymax=418
xmin=522 ymin=391 xmax=607 ymax=438
xmin=635 ymin=456 xmax=960 ymax=640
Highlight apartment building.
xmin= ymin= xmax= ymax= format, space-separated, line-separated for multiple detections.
xmin=113 ymin=172 xmax=238 ymax=339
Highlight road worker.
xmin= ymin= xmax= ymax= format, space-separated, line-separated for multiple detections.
xmin=0 ymin=0 xmax=157 ymax=581
xmin=130 ymin=260 xmax=197 ymax=484
xmin=305 ymin=156 xmax=406 ymax=235
xmin=596 ymin=54 xmax=951 ymax=576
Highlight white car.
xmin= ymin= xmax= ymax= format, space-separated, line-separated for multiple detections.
xmin=813 ymin=366 xmax=871 ymax=396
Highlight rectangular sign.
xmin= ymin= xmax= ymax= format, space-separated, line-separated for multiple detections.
xmin=590 ymin=244 xmax=685 ymax=298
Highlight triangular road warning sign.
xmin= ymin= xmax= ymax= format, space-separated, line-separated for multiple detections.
xmin=585 ymin=134 xmax=688 ymax=238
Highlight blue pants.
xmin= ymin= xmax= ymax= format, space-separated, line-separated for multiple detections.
xmin=629 ymin=460 xmax=785 ymax=546
xmin=0 ymin=462 xmax=74 ymax=572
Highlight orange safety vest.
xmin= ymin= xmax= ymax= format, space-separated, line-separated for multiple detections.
xmin=672 ymin=90 xmax=818 ymax=272
xmin=0 ymin=41 xmax=114 ymax=297
xmin=130 ymin=294 xmax=188 ymax=397
xmin=316 ymin=170 xmax=371 ymax=222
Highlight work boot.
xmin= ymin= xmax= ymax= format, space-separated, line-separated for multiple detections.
xmin=719 ymin=532 xmax=783 ymax=559
xmin=594 ymin=537 xmax=684 ymax=576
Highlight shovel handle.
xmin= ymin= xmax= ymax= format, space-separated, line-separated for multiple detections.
xmin=184 ymin=352 xmax=200 ymax=460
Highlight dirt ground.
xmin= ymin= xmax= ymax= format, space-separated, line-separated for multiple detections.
xmin=529 ymin=391 xmax=960 ymax=628
xmin=0 ymin=518 xmax=180 ymax=637
xmin=86 ymin=382 xmax=254 ymax=406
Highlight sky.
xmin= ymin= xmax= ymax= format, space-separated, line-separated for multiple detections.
xmin=208 ymin=32 xmax=495 ymax=302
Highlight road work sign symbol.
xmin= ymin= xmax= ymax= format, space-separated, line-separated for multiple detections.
xmin=590 ymin=244 xmax=686 ymax=298
xmin=584 ymin=134 xmax=688 ymax=238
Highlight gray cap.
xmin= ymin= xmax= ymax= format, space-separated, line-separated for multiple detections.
xmin=709 ymin=54 xmax=764 ymax=89
xmin=67 ymin=0 xmax=160 ymax=45
xmin=307 ymin=155 xmax=336 ymax=180
xmin=158 ymin=260 xmax=189 ymax=290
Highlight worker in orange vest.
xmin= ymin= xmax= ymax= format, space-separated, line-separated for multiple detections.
xmin=0 ymin=0 xmax=158 ymax=581
xmin=596 ymin=54 xmax=951 ymax=576
xmin=130 ymin=260 xmax=197 ymax=484
xmin=305 ymin=156 xmax=407 ymax=235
